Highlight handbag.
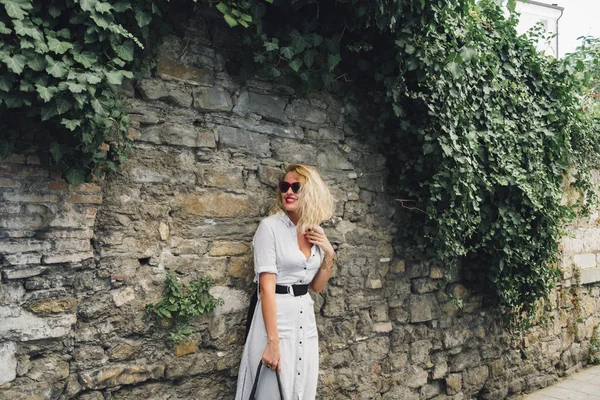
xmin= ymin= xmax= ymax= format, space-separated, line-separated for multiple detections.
xmin=249 ymin=361 xmax=285 ymax=400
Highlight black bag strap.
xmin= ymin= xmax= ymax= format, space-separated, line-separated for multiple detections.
xmin=244 ymin=287 xmax=258 ymax=342
xmin=249 ymin=361 xmax=284 ymax=400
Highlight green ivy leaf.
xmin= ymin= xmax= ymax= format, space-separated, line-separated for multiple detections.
xmin=0 ymin=75 xmax=15 ymax=91
xmin=289 ymin=58 xmax=302 ymax=72
xmin=66 ymin=168 xmax=85 ymax=185
xmin=94 ymin=1 xmax=112 ymax=13
xmin=114 ymin=40 xmax=134 ymax=61
xmin=113 ymin=1 xmax=131 ymax=12
xmin=45 ymin=56 xmax=68 ymax=78
xmin=49 ymin=142 xmax=64 ymax=162
xmin=66 ymin=81 xmax=86 ymax=93
xmin=27 ymin=54 xmax=47 ymax=72
xmin=40 ymin=102 xmax=58 ymax=121
xmin=105 ymin=70 xmax=124 ymax=85
xmin=135 ymin=10 xmax=152 ymax=27
xmin=303 ymin=50 xmax=316 ymax=68
xmin=223 ymin=14 xmax=238 ymax=28
xmin=4 ymin=54 xmax=27 ymax=74
xmin=79 ymin=0 xmax=98 ymax=12
xmin=48 ymin=37 xmax=74 ymax=54
xmin=1 ymin=0 xmax=30 ymax=20
xmin=327 ymin=53 xmax=341 ymax=72
xmin=73 ymin=51 xmax=98 ymax=68
xmin=0 ymin=21 xmax=12 ymax=34
xmin=280 ymin=46 xmax=295 ymax=59
xmin=61 ymin=118 xmax=82 ymax=131
xmin=35 ymin=83 xmax=57 ymax=102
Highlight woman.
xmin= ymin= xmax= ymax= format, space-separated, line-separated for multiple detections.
xmin=235 ymin=164 xmax=336 ymax=400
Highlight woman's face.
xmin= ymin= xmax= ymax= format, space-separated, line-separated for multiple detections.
xmin=280 ymin=171 xmax=302 ymax=214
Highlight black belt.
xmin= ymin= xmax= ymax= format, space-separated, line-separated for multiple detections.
xmin=275 ymin=284 xmax=309 ymax=296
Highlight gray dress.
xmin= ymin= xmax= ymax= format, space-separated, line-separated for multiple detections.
xmin=236 ymin=213 xmax=322 ymax=400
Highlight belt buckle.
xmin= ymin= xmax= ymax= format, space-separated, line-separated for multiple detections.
xmin=287 ymin=285 xmax=295 ymax=297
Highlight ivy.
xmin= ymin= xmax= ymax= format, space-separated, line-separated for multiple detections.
xmin=227 ymin=0 xmax=600 ymax=329
xmin=0 ymin=0 xmax=195 ymax=184
xmin=145 ymin=273 xmax=223 ymax=344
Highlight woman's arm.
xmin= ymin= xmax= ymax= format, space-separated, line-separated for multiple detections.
xmin=306 ymin=228 xmax=335 ymax=293
xmin=259 ymin=272 xmax=281 ymax=371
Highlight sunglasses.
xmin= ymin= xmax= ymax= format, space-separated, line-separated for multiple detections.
xmin=278 ymin=181 xmax=301 ymax=193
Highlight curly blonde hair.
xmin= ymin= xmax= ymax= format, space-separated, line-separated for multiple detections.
xmin=272 ymin=164 xmax=334 ymax=231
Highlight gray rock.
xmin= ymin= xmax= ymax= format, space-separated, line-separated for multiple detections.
xmin=0 ymin=342 xmax=17 ymax=385
xmin=216 ymin=125 xmax=271 ymax=157
xmin=193 ymin=86 xmax=233 ymax=112
xmin=233 ymin=90 xmax=290 ymax=123
xmin=410 ymin=293 xmax=440 ymax=323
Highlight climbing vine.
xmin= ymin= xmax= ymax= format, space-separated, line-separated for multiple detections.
xmin=145 ymin=273 xmax=223 ymax=343
xmin=2 ymin=0 xmax=600 ymax=328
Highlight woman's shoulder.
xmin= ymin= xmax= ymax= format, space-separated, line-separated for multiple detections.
xmin=257 ymin=213 xmax=285 ymax=229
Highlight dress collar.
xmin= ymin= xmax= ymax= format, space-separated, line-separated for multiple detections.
xmin=279 ymin=212 xmax=295 ymax=228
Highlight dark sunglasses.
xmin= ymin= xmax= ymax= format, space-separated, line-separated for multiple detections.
xmin=278 ymin=181 xmax=301 ymax=193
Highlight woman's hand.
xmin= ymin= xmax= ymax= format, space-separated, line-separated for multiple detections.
xmin=262 ymin=339 xmax=281 ymax=371
xmin=305 ymin=227 xmax=335 ymax=259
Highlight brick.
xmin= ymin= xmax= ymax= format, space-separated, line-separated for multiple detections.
xmin=0 ymin=215 xmax=46 ymax=229
xmin=38 ymin=230 xmax=94 ymax=239
xmin=3 ymin=154 xmax=26 ymax=163
xmin=0 ymin=178 xmax=19 ymax=188
xmin=4 ymin=253 xmax=42 ymax=266
xmin=68 ymin=194 xmax=102 ymax=204
xmin=209 ymin=241 xmax=250 ymax=256
xmin=53 ymin=239 xmax=91 ymax=252
xmin=372 ymin=322 xmax=393 ymax=333
xmin=48 ymin=181 xmax=69 ymax=191
xmin=26 ymin=154 xmax=41 ymax=164
xmin=72 ymin=183 xmax=101 ymax=193
xmin=0 ymin=164 xmax=48 ymax=177
xmin=175 ymin=341 xmax=197 ymax=357
xmin=0 ymin=240 xmax=51 ymax=253
xmin=3 ymin=193 xmax=59 ymax=203
xmin=176 ymin=192 xmax=250 ymax=217
xmin=3 ymin=266 xmax=46 ymax=280
xmin=42 ymin=251 xmax=94 ymax=264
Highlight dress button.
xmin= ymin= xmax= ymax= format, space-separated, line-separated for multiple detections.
xmin=298 ymin=373 xmax=301 ymax=376
xmin=300 ymin=326 xmax=302 ymax=329
xmin=299 ymin=357 xmax=302 ymax=361
xmin=300 ymin=311 xmax=303 ymax=314
xmin=300 ymin=341 xmax=302 ymax=344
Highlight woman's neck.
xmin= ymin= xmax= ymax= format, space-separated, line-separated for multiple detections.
xmin=287 ymin=211 xmax=299 ymax=226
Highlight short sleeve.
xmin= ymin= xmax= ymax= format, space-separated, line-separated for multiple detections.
xmin=252 ymin=219 xmax=278 ymax=278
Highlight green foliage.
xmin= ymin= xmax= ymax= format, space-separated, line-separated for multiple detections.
xmin=229 ymin=0 xmax=600 ymax=329
xmin=591 ymin=325 xmax=600 ymax=365
xmin=0 ymin=0 xmax=193 ymax=184
xmin=145 ymin=273 xmax=223 ymax=343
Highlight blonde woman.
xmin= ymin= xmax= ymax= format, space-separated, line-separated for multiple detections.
xmin=235 ymin=164 xmax=336 ymax=400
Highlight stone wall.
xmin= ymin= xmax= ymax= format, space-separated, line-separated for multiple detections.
xmin=1 ymin=12 xmax=600 ymax=400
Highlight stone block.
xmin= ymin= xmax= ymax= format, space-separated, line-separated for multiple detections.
xmin=0 ymin=240 xmax=51 ymax=253
xmin=175 ymin=192 xmax=250 ymax=217
xmin=138 ymin=79 xmax=193 ymax=107
xmin=411 ymin=278 xmax=439 ymax=294
xmin=156 ymin=56 xmax=215 ymax=86
xmin=409 ymin=294 xmax=440 ymax=323
xmin=209 ymin=286 xmax=248 ymax=316
xmin=271 ymin=138 xmax=319 ymax=165
xmin=367 ymin=279 xmax=383 ymax=289
xmin=79 ymin=363 xmax=165 ymax=389
xmin=462 ymin=365 xmax=489 ymax=390
xmin=449 ymin=349 xmax=481 ymax=372
xmin=203 ymin=166 xmax=244 ymax=188
xmin=216 ymin=125 xmax=270 ymax=157
xmin=573 ymin=253 xmax=596 ymax=269
xmin=193 ymin=86 xmax=233 ymax=112
xmin=68 ymin=194 xmax=102 ymax=204
xmin=159 ymin=222 xmax=169 ymax=241
xmin=0 ymin=306 xmax=76 ymax=341
xmin=228 ymin=257 xmax=250 ymax=278
xmin=3 ymin=253 xmax=42 ymax=266
xmin=446 ymin=373 xmax=462 ymax=395
xmin=0 ymin=341 xmax=17 ymax=385
xmin=258 ymin=165 xmax=283 ymax=187
xmin=285 ymin=99 xmax=327 ymax=125
xmin=317 ymin=147 xmax=353 ymax=170
xmin=306 ymin=127 xmax=345 ymax=141
xmin=111 ymin=287 xmax=135 ymax=307
xmin=3 ymin=266 xmax=46 ymax=279
xmin=233 ymin=90 xmax=290 ymax=123
xmin=175 ymin=341 xmax=197 ymax=357
xmin=402 ymin=365 xmax=428 ymax=388
xmin=27 ymin=296 xmax=77 ymax=315
xmin=42 ymin=251 xmax=94 ymax=264
xmin=3 ymin=193 xmax=58 ymax=203
xmin=391 ymin=259 xmax=406 ymax=274
xmin=140 ymin=123 xmax=216 ymax=148
xmin=581 ymin=267 xmax=600 ymax=284
xmin=0 ymin=177 xmax=19 ymax=187
xmin=372 ymin=322 xmax=393 ymax=333
xmin=209 ymin=241 xmax=250 ymax=256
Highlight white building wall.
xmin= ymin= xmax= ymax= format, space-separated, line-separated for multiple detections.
xmin=514 ymin=1 xmax=563 ymax=57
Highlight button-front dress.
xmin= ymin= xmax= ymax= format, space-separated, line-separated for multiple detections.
xmin=235 ymin=213 xmax=323 ymax=400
